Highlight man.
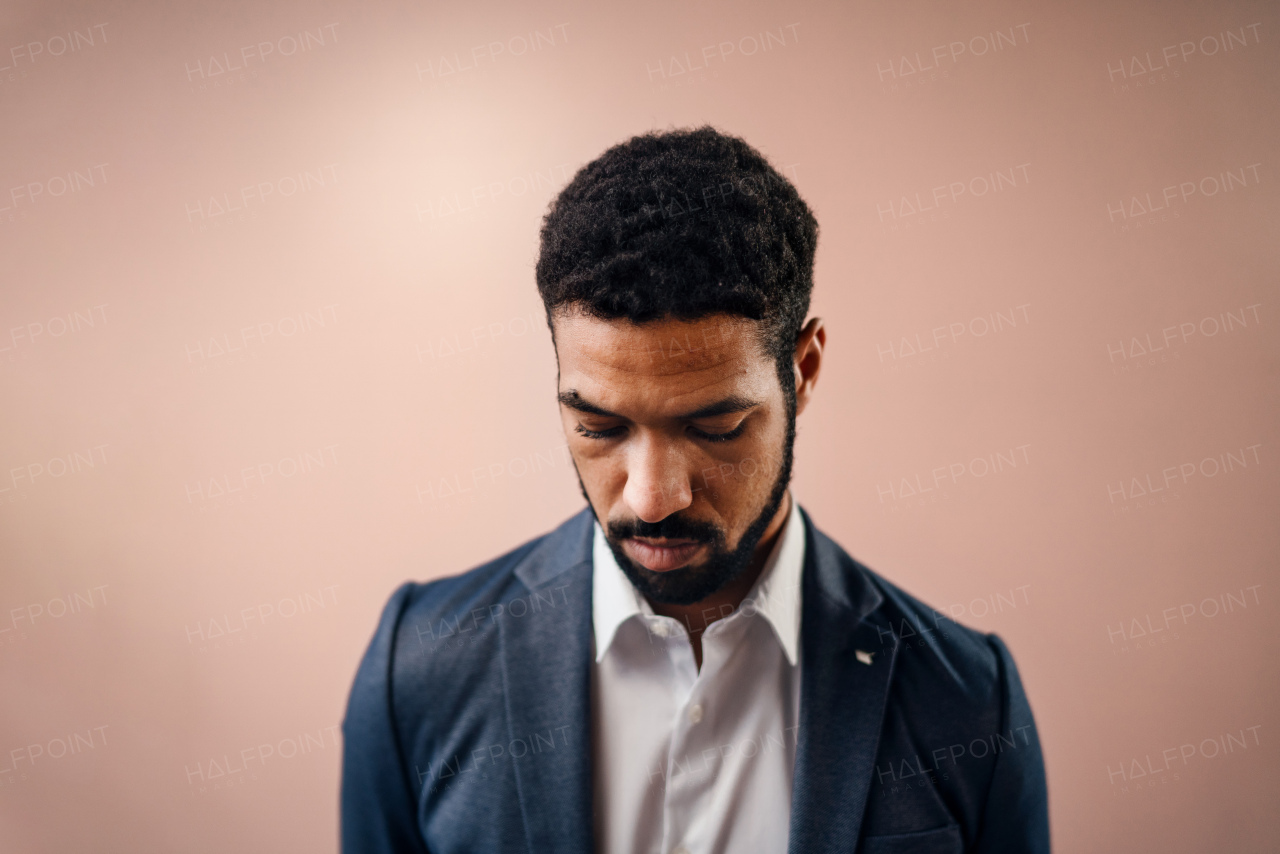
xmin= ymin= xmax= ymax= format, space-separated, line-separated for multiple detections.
xmin=341 ymin=127 xmax=1049 ymax=853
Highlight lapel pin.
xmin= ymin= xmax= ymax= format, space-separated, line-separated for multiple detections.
xmin=855 ymin=649 xmax=874 ymax=666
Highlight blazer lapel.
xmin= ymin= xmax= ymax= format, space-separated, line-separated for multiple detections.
xmin=500 ymin=508 xmax=596 ymax=854
xmin=788 ymin=510 xmax=900 ymax=854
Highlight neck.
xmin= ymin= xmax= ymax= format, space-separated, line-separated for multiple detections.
xmin=647 ymin=491 xmax=792 ymax=667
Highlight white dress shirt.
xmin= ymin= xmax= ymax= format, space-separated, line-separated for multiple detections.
xmin=591 ymin=496 xmax=806 ymax=854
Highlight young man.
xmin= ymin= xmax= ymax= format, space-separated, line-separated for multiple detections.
xmin=341 ymin=127 xmax=1049 ymax=854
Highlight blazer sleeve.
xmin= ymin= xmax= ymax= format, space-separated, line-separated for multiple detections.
xmin=971 ymin=633 xmax=1050 ymax=854
xmin=340 ymin=582 xmax=432 ymax=854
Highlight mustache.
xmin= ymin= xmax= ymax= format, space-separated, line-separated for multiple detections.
xmin=607 ymin=514 xmax=724 ymax=545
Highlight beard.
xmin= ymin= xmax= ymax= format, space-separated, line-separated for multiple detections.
xmin=577 ymin=400 xmax=796 ymax=606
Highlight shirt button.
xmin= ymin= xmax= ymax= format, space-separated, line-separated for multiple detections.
xmin=687 ymin=704 xmax=703 ymax=724
xmin=650 ymin=621 xmax=668 ymax=638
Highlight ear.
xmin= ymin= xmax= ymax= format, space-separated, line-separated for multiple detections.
xmin=792 ymin=318 xmax=825 ymax=416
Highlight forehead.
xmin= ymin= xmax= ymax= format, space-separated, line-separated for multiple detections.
xmin=553 ymin=311 xmax=774 ymax=411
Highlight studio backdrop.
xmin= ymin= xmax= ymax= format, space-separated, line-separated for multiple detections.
xmin=0 ymin=0 xmax=1276 ymax=851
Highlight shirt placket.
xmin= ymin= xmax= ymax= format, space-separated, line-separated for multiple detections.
xmin=655 ymin=613 xmax=747 ymax=854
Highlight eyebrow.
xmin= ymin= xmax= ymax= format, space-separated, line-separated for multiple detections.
xmin=557 ymin=389 xmax=759 ymax=420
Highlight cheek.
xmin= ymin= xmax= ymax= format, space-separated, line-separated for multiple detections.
xmin=566 ymin=443 xmax=625 ymax=502
xmin=697 ymin=437 xmax=779 ymax=503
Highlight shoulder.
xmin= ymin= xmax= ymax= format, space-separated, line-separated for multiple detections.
xmin=806 ymin=521 xmax=1018 ymax=738
xmin=394 ymin=533 xmax=545 ymax=633
xmin=346 ymin=529 xmax=548 ymax=709
xmin=806 ymin=521 xmax=1006 ymax=693
xmin=376 ymin=507 xmax=595 ymax=642
xmin=865 ymin=564 xmax=1004 ymax=704
xmin=356 ymin=508 xmax=593 ymax=718
xmin=340 ymin=512 xmax=594 ymax=851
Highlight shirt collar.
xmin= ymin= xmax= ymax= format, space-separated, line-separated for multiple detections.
xmin=592 ymin=495 xmax=805 ymax=666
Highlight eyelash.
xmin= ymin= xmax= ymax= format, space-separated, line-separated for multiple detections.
xmin=574 ymin=423 xmax=746 ymax=443
xmin=691 ymin=423 xmax=746 ymax=443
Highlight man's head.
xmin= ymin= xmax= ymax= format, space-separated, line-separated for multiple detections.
xmin=536 ymin=127 xmax=822 ymax=605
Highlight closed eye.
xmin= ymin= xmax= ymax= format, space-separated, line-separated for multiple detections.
xmin=688 ymin=423 xmax=746 ymax=443
xmin=574 ymin=424 xmax=626 ymax=440
xmin=574 ymin=422 xmax=747 ymax=442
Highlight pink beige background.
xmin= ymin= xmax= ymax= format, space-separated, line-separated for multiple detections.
xmin=1 ymin=0 xmax=1277 ymax=851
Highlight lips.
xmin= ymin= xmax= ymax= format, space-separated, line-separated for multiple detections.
xmin=622 ymin=538 xmax=704 ymax=572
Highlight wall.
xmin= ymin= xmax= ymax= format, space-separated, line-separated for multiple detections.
xmin=0 ymin=0 xmax=1276 ymax=850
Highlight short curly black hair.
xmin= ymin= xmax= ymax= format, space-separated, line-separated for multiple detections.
xmin=535 ymin=126 xmax=818 ymax=389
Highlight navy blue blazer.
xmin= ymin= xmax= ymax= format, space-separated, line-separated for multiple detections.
xmin=341 ymin=506 xmax=1049 ymax=853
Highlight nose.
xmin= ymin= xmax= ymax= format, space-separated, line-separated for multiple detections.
xmin=621 ymin=435 xmax=693 ymax=523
